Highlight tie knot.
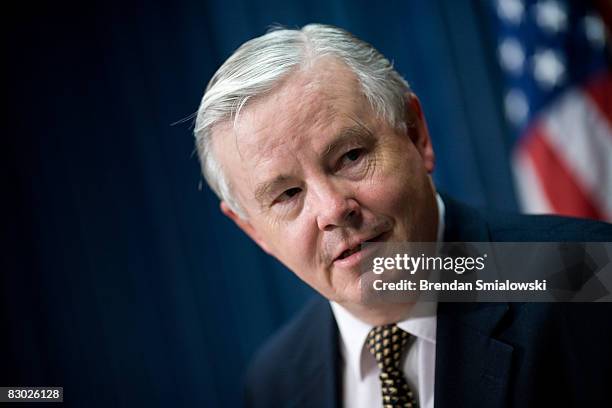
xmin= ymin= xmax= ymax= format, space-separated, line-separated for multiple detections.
xmin=366 ymin=324 xmax=410 ymax=371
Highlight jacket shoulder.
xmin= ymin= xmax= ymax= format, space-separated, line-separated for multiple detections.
xmin=440 ymin=193 xmax=612 ymax=242
xmin=482 ymin=209 xmax=612 ymax=242
xmin=243 ymin=295 xmax=334 ymax=407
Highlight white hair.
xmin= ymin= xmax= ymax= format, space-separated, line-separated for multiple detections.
xmin=194 ymin=23 xmax=411 ymax=218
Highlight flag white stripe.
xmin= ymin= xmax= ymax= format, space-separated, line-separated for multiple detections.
xmin=512 ymin=146 xmax=554 ymax=214
xmin=540 ymin=88 xmax=612 ymax=220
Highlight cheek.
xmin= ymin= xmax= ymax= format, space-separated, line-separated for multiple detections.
xmin=264 ymin=220 xmax=319 ymax=273
xmin=358 ymin=150 xmax=424 ymax=212
xmin=357 ymin=177 xmax=419 ymax=219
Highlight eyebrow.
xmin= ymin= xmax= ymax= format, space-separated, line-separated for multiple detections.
xmin=253 ymin=123 xmax=374 ymax=205
xmin=321 ymin=123 xmax=374 ymax=162
xmin=254 ymin=174 xmax=293 ymax=205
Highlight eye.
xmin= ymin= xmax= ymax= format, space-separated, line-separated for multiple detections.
xmin=338 ymin=148 xmax=365 ymax=168
xmin=344 ymin=149 xmax=363 ymax=161
xmin=275 ymin=187 xmax=302 ymax=204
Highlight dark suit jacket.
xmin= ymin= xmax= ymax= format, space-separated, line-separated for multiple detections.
xmin=244 ymin=195 xmax=612 ymax=407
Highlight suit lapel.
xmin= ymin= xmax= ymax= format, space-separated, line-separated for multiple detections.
xmin=435 ymin=194 xmax=513 ymax=407
xmin=289 ymin=298 xmax=341 ymax=408
xmin=435 ymin=303 xmax=512 ymax=408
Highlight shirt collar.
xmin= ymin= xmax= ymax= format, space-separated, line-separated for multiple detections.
xmin=331 ymin=300 xmax=437 ymax=380
xmin=330 ymin=193 xmax=444 ymax=380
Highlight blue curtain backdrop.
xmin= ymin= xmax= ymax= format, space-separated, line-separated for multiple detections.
xmin=4 ymin=0 xmax=519 ymax=406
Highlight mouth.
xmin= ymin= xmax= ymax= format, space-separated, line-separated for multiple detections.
xmin=335 ymin=230 xmax=390 ymax=262
xmin=337 ymin=246 xmax=360 ymax=260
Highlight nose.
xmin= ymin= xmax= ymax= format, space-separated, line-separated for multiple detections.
xmin=313 ymin=181 xmax=361 ymax=232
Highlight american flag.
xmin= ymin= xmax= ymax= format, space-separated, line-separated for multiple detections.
xmin=491 ymin=0 xmax=612 ymax=221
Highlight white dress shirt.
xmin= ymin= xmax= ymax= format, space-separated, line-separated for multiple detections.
xmin=330 ymin=194 xmax=445 ymax=408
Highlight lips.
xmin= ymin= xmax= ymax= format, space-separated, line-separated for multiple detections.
xmin=337 ymin=246 xmax=361 ymax=260
xmin=333 ymin=230 xmax=389 ymax=262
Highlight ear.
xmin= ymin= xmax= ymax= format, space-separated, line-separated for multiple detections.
xmin=405 ymin=92 xmax=435 ymax=174
xmin=220 ymin=201 xmax=273 ymax=255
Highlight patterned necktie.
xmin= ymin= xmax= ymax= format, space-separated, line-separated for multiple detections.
xmin=366 ymin=324 xmax=418 ymax=408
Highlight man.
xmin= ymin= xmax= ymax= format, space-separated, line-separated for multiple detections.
xmin=194 ymin=24 xmax=612 ymax=408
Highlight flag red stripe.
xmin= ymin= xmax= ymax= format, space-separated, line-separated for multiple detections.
xmin=521 ymin=125 xmax=604 ymax=220
xmin=583 ymin=71 xmax=612 ymax=131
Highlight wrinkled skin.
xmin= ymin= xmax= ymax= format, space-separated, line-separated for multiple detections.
xmin=212 ymin=57 xmax=438 ymax=324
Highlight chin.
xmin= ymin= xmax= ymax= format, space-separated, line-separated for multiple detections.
xmin=329 ymin=286 xmax=362 ymax=305
xmin=335 ymin=295 xmax=364 ymax=307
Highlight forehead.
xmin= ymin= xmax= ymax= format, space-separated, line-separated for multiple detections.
xmin=211 ymin=57 xmax=376 ymax=204
xmin=240 ymin=58 xmax=370 ymax=147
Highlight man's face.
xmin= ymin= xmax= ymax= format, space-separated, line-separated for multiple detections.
xmin=212 ymin=58 xmax=437 ymax=307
